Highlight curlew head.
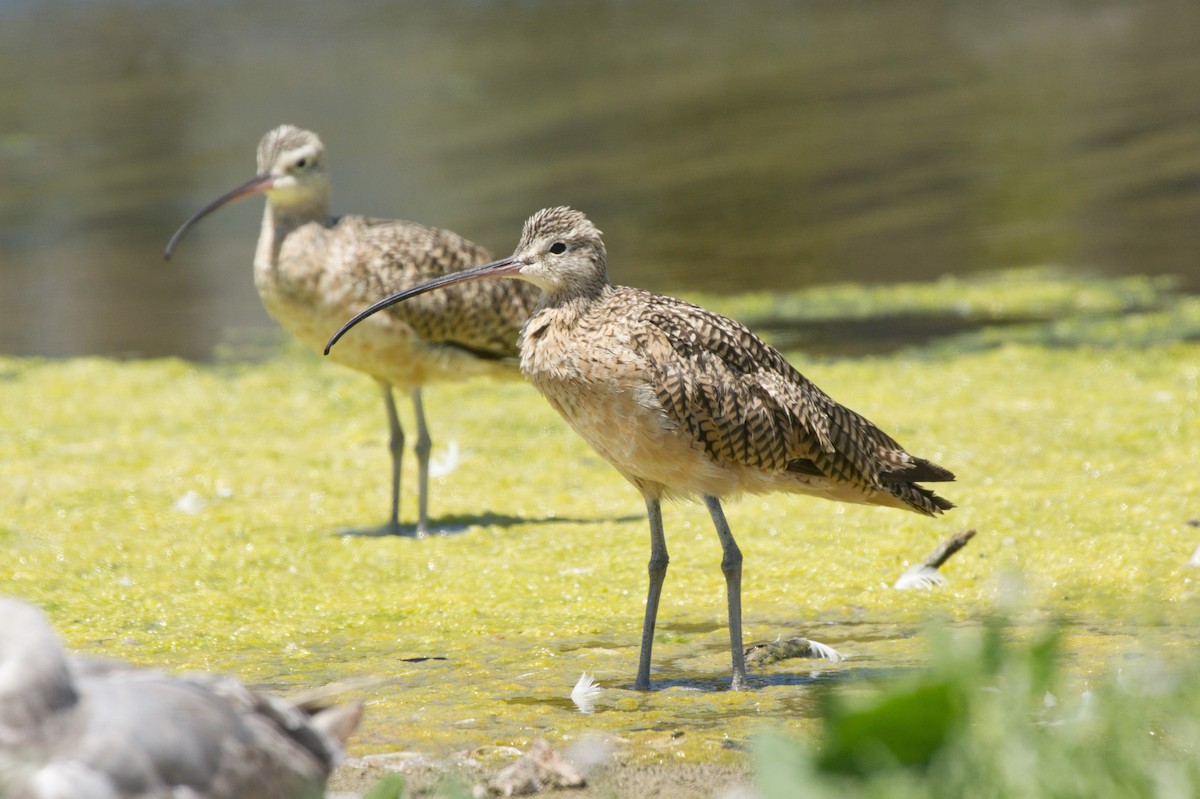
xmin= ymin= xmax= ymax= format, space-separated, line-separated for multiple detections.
xmin=164 ymin=125 xmax=330 ymax=259
xmin=325 ymin=206 xmax=609 ymax=354
xmin=509 ymin=206 xmax=608 ymax=295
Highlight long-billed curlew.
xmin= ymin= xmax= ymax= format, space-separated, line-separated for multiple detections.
xmin=165 ymin=125 xmax=539 ymax=535
xmin=326 ymin=207 xmax=954 ymax=689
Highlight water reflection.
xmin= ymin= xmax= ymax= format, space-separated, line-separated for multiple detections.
xmin=1 ymin=0 xmax=1197 ymax=360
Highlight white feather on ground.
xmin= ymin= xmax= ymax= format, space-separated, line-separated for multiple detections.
xmin=893 ymin=528 xmax=977 ymax=590
xmin=570 ymin=673 xmax=603 ymax=714
xmin=893 ymin=565 xmax=949 ymax=590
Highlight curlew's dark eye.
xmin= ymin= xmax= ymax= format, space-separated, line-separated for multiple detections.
xmin=549 ymin=241 xmax=567 ymax=255
xmin=295 ymin=158 xmax=308 ymax=169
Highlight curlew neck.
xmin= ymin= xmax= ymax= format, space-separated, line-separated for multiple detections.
xmin=255 ymin=190 xmax=332 ymax=274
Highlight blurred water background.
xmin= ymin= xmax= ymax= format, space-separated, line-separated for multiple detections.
xmin=1 ymin=0 xmax=1197 ymax=360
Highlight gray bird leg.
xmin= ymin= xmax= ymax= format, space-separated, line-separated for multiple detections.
xmin=378 ymin=380 xmax=405 ymax=535
xmin=410 ymin=387 xmax=432 ymax=536
xmin=636 ymin=496 xmax=669 ymax=690
xmin=704 ymin=495 xmax=747 ymax=690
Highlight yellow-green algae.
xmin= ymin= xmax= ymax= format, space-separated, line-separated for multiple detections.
xmin=1 ymin=271 xmax=1198 ymax=768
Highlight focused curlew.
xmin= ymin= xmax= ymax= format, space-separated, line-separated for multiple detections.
xmin=326 ymin=207 xmax=954 ymax=689
xmin=165 ymin=125 xmax=539 ymax=535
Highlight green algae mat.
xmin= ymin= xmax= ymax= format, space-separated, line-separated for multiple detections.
xmin=2 ymin=269 xmax=1198 ymax=768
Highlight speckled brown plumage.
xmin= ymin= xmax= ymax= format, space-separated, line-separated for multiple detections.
xmin=325 ymin=205 xmax=955 ymax=689
xmin=167 ymin=125 xmax=539 ymax=534
xmin=514 ymin=207 xmax=952 ymax=516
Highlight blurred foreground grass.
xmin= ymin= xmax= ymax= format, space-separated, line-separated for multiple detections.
xmin=757 ymin=616 xmax=1200 ymax=799
xmin=1 ymin=267 xmax=1198 ymax=776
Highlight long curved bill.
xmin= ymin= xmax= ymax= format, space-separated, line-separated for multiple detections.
xmin=324 ymin=255 xmax=524 ymax=355
xmin=163 ymin=172 xmax=276 ymax=260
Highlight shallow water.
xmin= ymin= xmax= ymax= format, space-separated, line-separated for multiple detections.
xmin=2 ymin=0 xmax=1199 ymax=359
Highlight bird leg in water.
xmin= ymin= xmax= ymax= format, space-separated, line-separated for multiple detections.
xmin=410 ymin=387 xmax=432 ymax=536
xmin=378 ymin=380 xmax=405 ymax=535
xmin=704 ymin=495 xmax=747 ymax=690
xmin=636 ymin=497 xmax=670 ymax=691
xmin=378 ymin=383 xmax=433 ymax=536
